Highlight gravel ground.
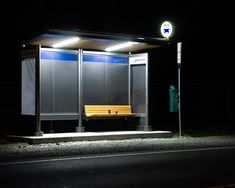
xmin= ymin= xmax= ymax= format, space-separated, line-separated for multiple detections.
xmin=1 ymin=135 xmax=235 ymax=162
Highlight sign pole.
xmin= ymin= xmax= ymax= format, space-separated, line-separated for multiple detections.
xmin=177 ymin=42 xmax=182 ymax=138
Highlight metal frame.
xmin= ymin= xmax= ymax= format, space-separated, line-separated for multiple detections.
xmin=31 ymin=47 xmax=150 ymax=134
xmin=146 ymin=53 xmax=149 ymax=128
xmin=41 ymin=47 xmax=78 ymax=53
xmin=39 ymin=48 xmax=80 ymax=121
xmin=128 ymin=52 xmax=131 ymax=105
xmin=83 ymin=50 xmax=128 ymax=57
xmin=35 ymin=45 xmax=43 ymax=136
xmin=38 ymin=47 xmax=82 ymax=131
xmin=41 ymin=113 xmax=79 ymax=120
xmin=129 ymin=53 xmax=151 ymax=130
xmin=77 ymin=49 xmax=84 ymax=131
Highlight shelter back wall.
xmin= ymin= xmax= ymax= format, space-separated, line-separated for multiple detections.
xmin=82 ymin=54 xmax=128 ymax=105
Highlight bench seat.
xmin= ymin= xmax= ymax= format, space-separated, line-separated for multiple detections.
xmin=84 ymin=105 xmax=136 ymax=118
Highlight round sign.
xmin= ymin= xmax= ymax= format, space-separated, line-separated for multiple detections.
xmin=160 ymin=21 xmax=174 ymax=38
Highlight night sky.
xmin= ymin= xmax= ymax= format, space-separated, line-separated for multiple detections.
xmin=0 ymin=1 xmax=234 ymax=134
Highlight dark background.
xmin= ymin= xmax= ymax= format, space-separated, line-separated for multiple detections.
xmin=0 ymin=1 xmax=234 ymax=135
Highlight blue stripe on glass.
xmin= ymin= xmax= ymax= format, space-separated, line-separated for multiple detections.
xmin=83 ymin=54 xmax=128 ymax=64
xmin=41 ymin=51 xmax=53 ymax=60
xmin=83 ymin=54 xmax=106 ymax=63
xmin=41 ymin=51 xmax=78 ymax=61
xmin=107 ymin=56 xmax=128 ymax=64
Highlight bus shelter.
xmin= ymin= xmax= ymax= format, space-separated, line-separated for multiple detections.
xmin=21 ymin=29 xmax=168 ymax=136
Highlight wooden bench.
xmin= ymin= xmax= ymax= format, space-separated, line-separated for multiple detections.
xmin=84 ymin=105 xmax=136 ymax=119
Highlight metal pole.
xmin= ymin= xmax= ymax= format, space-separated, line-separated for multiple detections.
xmin=178 ymin=67 xmax=181 ymax=138
xmin=145 ymin=53 xmax=150 ymax=130
xmin=77 ymin=49 xmax=84 ymax=132
xmin=78 ymin=49 xmax=82 ymax=127
xmin=35 ymin=45 xmax=43 ymax=136
xmin=177 ymin=42 xmax=182 ymax=138
xmin=128 ymin=52 xmax=131 ymax=105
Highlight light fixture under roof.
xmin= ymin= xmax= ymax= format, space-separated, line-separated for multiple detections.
xmin=52 ymin=37 xmax=80 ymax=48
xmin=105 ymin=42 xmax=136 ymax=52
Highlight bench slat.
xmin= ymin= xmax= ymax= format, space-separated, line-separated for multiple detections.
xmin=85 ymin=114 xmax=136 ymax=118
xmin=84 ymin=105 xmax=135 ymax=118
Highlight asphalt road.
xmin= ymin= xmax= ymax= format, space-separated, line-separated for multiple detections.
xmin=0 ymin=147 xmax=235 ymax=188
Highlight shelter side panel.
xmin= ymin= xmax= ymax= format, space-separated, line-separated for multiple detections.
xmin=40 ymin=50 xmax=78 ymax=114
xmin=106 ymin=56 xmax=128 ymax=105
xmin=82 ymin=59 xmax=106 ymax=105
xmin=131 ymin=65 xmax=146 ymax=113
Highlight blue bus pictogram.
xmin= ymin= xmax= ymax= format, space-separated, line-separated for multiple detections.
xmin=164 ymin=28 xmax=170 ymax=33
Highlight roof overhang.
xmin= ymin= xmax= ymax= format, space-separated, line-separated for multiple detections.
xmin=26 ymin=29 xmax=169 ymax=53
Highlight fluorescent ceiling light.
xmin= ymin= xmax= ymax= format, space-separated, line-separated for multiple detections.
xmin=105 ymin=42 xmax=136 ymax=52
xmin=52 ymin=37 xmax=80 ymax=48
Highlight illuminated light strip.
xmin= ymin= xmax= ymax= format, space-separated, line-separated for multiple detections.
xmin=52 ymin=37 xmax=80 ymax=48
xmin=105 ymin=42 xmax=136 ymax=52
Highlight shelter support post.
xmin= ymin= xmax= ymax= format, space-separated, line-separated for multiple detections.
xmin=76 ymin=49 xmax=85 ymax=132
xmin=35 ymin=45 xmax=43 ymax=136
xmin=137 ymin=54 xmax=152 ymax=131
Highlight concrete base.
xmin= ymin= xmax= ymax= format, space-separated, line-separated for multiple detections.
xmin=34 ymin=131 xmax=44 ymax=136
xmin=6 ymin=131 xmax=172 ymax=144
xmin=75 ymin=126 xmax=85 ymax=132
xmin=137 ymin=125 xmax=152 ymax=131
